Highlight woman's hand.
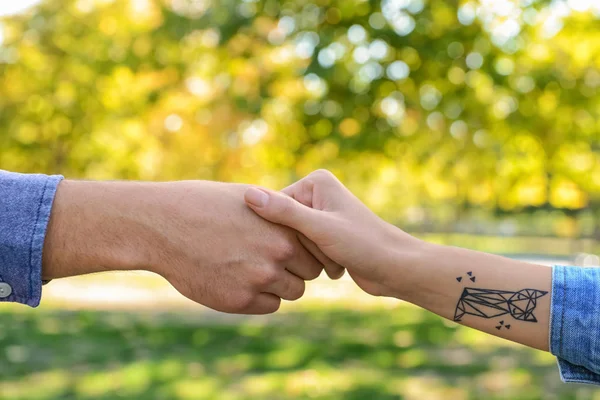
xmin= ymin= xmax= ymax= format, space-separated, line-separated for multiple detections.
xmin=245 ymin=170 xmax=553 ymax=352
xmin=244 ymin=169 xmax=426 ymax=297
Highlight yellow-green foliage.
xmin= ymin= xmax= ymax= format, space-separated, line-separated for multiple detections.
xmin=1 ymin=0 xmax=599 ymax=223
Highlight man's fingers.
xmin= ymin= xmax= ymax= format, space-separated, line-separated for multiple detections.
xmin=297 ymin=233 xmax=345 ymax=280
xmin=286 ymin=243 xmax=324 ymax=281
xmin=244 ymin=187 xmax=320 ymax=238
xmin=243 ymin=293 xmax=282 ymax=315
xmin=265 ymin=271 xmax=306 ymax=301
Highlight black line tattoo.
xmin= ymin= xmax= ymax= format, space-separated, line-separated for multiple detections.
xmin=495 ymin=320 xmax=510 ymax=330
xmin=456 ymin=271 xmax=476 ymax=283
xmin=454 ymin=288 xmax=548 ymax=323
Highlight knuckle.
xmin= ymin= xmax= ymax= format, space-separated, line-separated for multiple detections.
xmin=227 ymin=292 xmax=255 ymax=313
xmin=273 ymin=240 xmax=296 ymax=261
xmin=311 ymin=169 xmax=336 ymax=182
xmin=275 ymin=196 xmax=295 ymax=216
xmin=256 ymin=266 xmax=279 ymax=286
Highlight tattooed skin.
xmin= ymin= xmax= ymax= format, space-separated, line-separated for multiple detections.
xmin=453 ymin=287 xmax=548 ymax=323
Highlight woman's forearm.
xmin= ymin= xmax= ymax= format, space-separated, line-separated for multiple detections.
xmin=245 ymin=170 xmax=600 ymax=384
xmin=242 ymin=170 xmax=553 ymax=351
xmin=387 ymin=240 xmax=552 ymax=351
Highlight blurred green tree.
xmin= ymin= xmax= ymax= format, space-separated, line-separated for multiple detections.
xmin=0 ymin=0 xmax=599 ymax=232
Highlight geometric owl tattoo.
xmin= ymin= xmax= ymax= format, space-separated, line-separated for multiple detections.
xmin=453 ymin=287 xmax=548 ymax=323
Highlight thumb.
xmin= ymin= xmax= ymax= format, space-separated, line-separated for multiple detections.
xmin=244 ymin=187 xmax=322 ymax=239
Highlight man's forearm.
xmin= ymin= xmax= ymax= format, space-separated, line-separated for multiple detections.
xmin=40 ymin=179 xmax=323 ymax=314
xmin=388 ymin=242 xmax=552 ymax=351
xmin=42 ymin=180 xmax=159 ymax=279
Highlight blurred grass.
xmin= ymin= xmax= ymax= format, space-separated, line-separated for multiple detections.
xmin=1 ymin=302 xmax=599 ymax=400
xmin=2 ymin=238 xmax=599 ymax=399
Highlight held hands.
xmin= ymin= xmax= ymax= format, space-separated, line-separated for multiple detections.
xmin=43 ymin=180 xmax=342 ymax=315
xmin=149 ymin=181 xmax=336 ymax=314
xmin=42 ymin=172 xmax=552 ymax=351
xmin=244 ymin=170 xmax=426 ymax=298
xmin=44 ymin=172 xmax=417 ymax=315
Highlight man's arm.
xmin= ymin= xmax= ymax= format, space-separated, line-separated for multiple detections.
xmin=2 ymin=170 xmax=334 ymax=313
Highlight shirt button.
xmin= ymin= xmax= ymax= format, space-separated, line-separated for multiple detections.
xmin=0 ymin=282 xmax=12 ymax=298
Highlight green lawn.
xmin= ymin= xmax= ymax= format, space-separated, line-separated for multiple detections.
xmin=1 ymin=304 xmax=598 ymax=400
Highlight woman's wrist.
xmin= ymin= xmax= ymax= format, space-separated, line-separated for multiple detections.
xmin=375 ymin=225 xmax=436 ymax=300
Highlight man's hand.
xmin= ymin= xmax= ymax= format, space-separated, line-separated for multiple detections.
xmin=244 ymin=170 xmax=426 ymax=297
xmin=42 ymin=180 xmax=326 ymax=314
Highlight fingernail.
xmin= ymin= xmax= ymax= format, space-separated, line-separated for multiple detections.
xmin=245 ymin=187 xmax=269 ymax=208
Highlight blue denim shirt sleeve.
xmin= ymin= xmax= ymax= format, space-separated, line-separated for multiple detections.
xmin=0 ymin=170 xmax=63 ymax=307
xmin=551 ymin=265 xmax=600 ymax=385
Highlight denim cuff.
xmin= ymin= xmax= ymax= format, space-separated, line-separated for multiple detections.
xmin=0 ymin=171 xmax=63 ymax=307
xmin=550 ymin=265 xmax=600 ymax=385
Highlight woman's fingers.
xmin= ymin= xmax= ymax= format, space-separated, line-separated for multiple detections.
xmin=297 ymin=233 xmax=345 ymax=280
xmin=245 ymin=187 xmax=322 ymax=239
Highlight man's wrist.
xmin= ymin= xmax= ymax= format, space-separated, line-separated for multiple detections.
xmin=42 ymin=180 xmax=156 ymax=279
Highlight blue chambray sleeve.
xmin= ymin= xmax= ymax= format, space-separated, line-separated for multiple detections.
xmin=550 ymin=265 xmax=600 ymax=385
xmin=0 ymin=170 xmax=63 ymax=307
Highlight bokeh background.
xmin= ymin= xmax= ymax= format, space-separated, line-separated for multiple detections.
xmin=1 ymin=0 xmax=600 ymax=398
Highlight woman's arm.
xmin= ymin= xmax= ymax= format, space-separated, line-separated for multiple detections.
xmin=397 ymin=243 xmax=551 ymax=350
xmin=244 ymin=169 xmax=551 ymax=350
